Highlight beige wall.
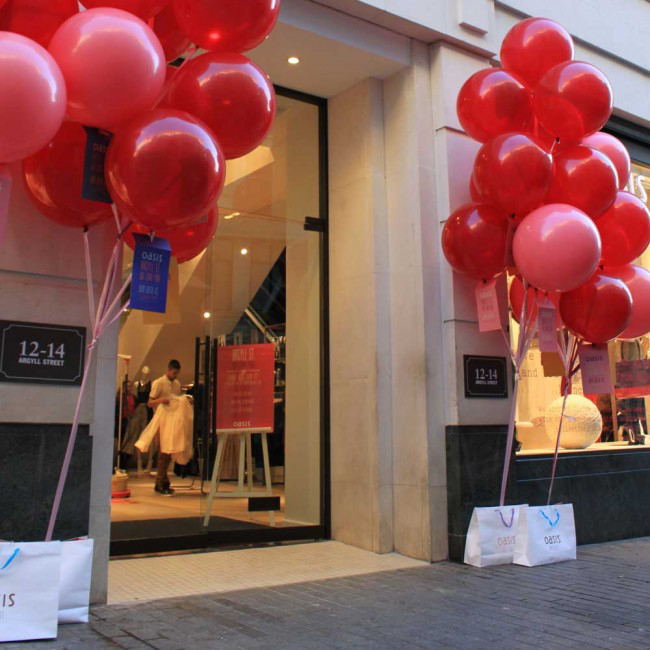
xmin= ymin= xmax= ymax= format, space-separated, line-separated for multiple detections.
xmin=327 ymin=39 xmax=518 ymax=562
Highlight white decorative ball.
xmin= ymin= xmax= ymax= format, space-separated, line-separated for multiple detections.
xmin=544 ymin=395 xmax=603 ymax=450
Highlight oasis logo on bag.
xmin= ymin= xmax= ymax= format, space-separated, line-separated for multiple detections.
xmin=497 ymin=536 xmax=516 ymax=546
xmin=0 ymin=594 xmax=15 ymax=607
xmin=544 ymin=535 xmax=562 ymax=545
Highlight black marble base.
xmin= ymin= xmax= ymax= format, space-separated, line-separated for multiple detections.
xmin=0 ymin=422 xmax=92 ymax=541
xmin=446 ymin=424 xmax=650 ymax=561
xmin=446 ymin=425 xmax=516 ymax=562
xmin=516 ymin=448 xmax=650 ymax=545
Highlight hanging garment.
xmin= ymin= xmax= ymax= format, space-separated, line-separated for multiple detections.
xmin=135 ymin=395 xmax=193 ymax=464
xmin=121 ymin=403 xmax=149 ymax=456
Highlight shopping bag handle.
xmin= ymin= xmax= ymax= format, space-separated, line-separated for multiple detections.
xmin=494 ymin=508 xmax=515 ymax=528
xmin=0 ymin=549 xmax=19 ymax=571
xmin=539 ymin=509 xmax=560 ymax=528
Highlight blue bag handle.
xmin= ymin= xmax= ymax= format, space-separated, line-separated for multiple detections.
xmin=539 ymin=508 xmax=560 ymax=528
xmin=0 ymin=548 xmax=19 ymax=571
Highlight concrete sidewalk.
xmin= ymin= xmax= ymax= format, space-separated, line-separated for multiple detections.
xmin=8 ymin=537 xmax=650 ymax=649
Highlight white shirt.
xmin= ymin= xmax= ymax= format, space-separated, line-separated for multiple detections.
xmin=150 ymin=374 xmax=181 ymax=409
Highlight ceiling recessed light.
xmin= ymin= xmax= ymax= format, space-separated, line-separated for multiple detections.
xmin=240 ymin=248 xmax=248 ymax=256
xmin=224 ymin=211 xmax=240 ymax=220
xmin=203 ymin=311 xmax=211 ymax=319
xmin=288 ymin=56 xmax=300 ymax=65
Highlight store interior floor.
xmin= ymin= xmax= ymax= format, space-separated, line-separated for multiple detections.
xmin=110 ymin=472 xmax=287 ymax=540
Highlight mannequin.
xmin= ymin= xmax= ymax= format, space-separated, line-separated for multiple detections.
xmin=122 ymin=365 xmax=158 ymax=475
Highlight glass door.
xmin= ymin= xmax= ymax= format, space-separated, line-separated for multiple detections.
xmin=111 ymin=90 xmax=326 ymax=553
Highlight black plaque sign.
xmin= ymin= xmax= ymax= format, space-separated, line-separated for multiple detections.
xmin=0 ymin=321 xmax=85 ymax=386
xmin=464 ymin=355 xmax=508 ymax=399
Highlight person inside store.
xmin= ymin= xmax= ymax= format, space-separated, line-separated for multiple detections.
xmin=138 ymin=359 xmax=182 ymax=496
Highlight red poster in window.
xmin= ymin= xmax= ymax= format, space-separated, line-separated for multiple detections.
xmin=216 ymin=344 xmax=275 ymax=432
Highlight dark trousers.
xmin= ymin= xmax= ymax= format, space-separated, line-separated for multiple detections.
xmin=156 ymin=453 xmax=172 ymax=487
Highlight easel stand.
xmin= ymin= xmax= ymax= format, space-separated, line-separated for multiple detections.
xmin=203 ymin=428 xmax=275 ymax=527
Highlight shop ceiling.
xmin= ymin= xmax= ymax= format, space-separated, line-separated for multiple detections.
xmin=247 ymin=0 xmax=412 ymax=98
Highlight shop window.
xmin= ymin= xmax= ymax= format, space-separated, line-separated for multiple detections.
xmin=515 ymin=161 xmax=650 ymax=455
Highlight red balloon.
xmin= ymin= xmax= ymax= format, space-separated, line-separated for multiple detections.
xmin=81 ymin=0 xmax=169 ymax=21
xmin=526 ymin=120 xmax=557 ymax=152
xmin=456 ymin=69 xmax=533 ymax=143
xmin=581 ymin=132 xmax=631 ymax=191
xmin=441 ymin=203 xmax=509 ymax=281
xmin=172 ymin=0 xmax=280 ymax=52
xmin=534 ymin=61 xmax=613 ymax=141
xmin=153 ymin=2 xmax=189 ymax=62
xmin=560 ymin=272 xmax=632 ymax=344
xmin=597 ymin=192 xmax=650 ymax=267
xmin=605 ymin=265 xmax=650 ymax=340
xmin=469 ymin=175 xmax=481 ymax=202
xmin=472 ymin=133 xmax=553 ymax=218
xmin=513 ymin=204 xmax=602 ymax=292
xmin=0 ymin=32 xmax=66 ymax=163
xmin=167 ymin=52 xmax=276 ymax=160
xmin=106 ymin=108 xmax=226 ymax=230
xmin=23 ymin=121 xmax=113 ymax=229
xmin=500 ymin=17 xmax=574 ymax=88
xmin=509 ymin=276 xmax=562 ymax=327
xmin=125 ymin=208 xmax=218 ymax=263
xmin=547 ymin=145 xmax=618 ymax=219
xmin=0 ymin=0 xmax=78 ymax=48
xmin=49 ymin=8 xmax=166 ymax=131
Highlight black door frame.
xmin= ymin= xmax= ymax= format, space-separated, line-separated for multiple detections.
xmin=110 ymin=86 xmax=330 ymax=557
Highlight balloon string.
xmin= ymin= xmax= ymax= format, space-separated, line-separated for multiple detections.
xmin=97 ymin=274 xmax=132 ymax=333
xmin=45 ymin=348 xmax=95 ymax=542
xmin=46 ymin=213 xmax=131 ymax=541
xmin=500 ymin=280 xmax=537 ymax=506
xmin=83 ymin=228 xmax=96 ymax=330
xmin=547 ymin=333 xmax=578 ymax=505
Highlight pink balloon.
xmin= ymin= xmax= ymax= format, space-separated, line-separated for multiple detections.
xmin=513 ymin=203 xmax=602 ymax=292
xmin=606 ymin=265 xmax=650 ymax=340
xmin=581 ymin=132 xmax=631 ymax=191
xmin=48 ymin=8 xmax=165 ymax=130
xmin=0 ymin=32 xmax=66 ymax=162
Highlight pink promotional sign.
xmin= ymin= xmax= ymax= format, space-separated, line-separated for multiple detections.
xmin=615 ymin=360 xmax=650 ymax=398
xmin=475 ymin=279 xmax=501 ymax=332
xmin=537 ymin=302 xmax=558 ymax=353
xmin=0 ymin=166 xmax=12 ymax=247
xmin=216 ymin=344 xmax=275 ymax=432
xmin=578 ymin=344 xmax=612 ymax=395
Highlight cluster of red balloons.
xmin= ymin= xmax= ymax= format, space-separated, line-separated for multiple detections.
xmin=443 ymin=17 xmax=650 ymax=346
xmin=0 ymin=0 xmax=279 ymax=264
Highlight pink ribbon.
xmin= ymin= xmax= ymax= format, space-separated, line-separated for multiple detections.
xmin=547 ymin=333 xmax=579 ymax=505
xmin=499 ymin=281 xmax=538 ymax=506
xmin=46 ymin=223 xmax=131 ymax=541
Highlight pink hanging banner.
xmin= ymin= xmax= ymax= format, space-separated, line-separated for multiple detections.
xmin=578 ymin=344 xmax=612 ymax=395
xmin=475 ymin=279 xmax=501 ymax=332
xmin=0 ymin=166 xmax=12 ymax=246
xmin=537 ymin=302 xmax=557 ymax=353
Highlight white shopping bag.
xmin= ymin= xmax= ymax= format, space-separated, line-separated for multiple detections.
xmin=59 ymin=539 xmax=94 ymax=624
xmin=0 ymin=541 xmax=61 ymax=642
xmin=464 ymin=505 xmax=526 ymax=567
xmin=513 ymin=504 xmax=577 ymax=566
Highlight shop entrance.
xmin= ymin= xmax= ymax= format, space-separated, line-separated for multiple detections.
xmin=109 ymin=89 xmax=328 ymax=556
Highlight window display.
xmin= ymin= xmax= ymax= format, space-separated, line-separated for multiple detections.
xmin=515 ymin=160 xmax=650 ymax=455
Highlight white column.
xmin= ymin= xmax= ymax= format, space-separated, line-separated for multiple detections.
xmin=328 ymin=78 xmax=394 ymax=553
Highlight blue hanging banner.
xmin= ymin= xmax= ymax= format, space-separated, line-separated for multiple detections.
xmin=130 ymin=234 xmax=171 ymax=314
xmin=82 ymin=127 xmax=113 ymax=204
